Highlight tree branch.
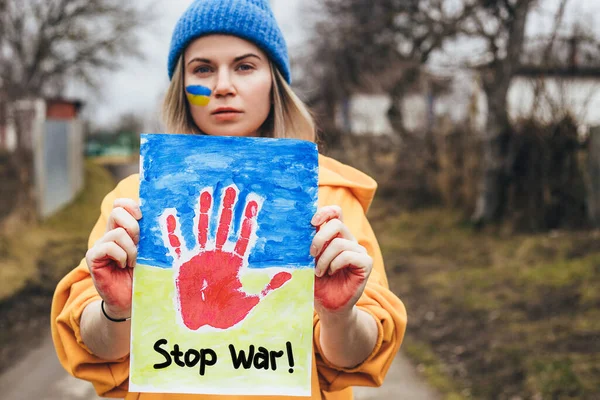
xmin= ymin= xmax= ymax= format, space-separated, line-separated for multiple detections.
xmin=0 ymin=0 xmax=151 ymax=98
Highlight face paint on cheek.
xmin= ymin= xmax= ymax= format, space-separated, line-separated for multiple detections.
xmin=186 ymin=85 xmax=212 ymax=107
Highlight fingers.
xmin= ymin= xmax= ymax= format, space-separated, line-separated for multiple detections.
xmin=310 ymin=218 xmax=355 ymax=257
xmin=234 ymin=200 xmax=259 ymax=257
xmin=216 ymin=187 xmax=237 ymax=250
xmin=310 ymin=214 xmax=370 ymax=279
xmin=311 ymin=205 xmax=343 ymax=226
xmin=166 ymin=214 xmax=182 ymax=259
xmin=197 ymin=190 xmax=212 ymax=248
xmin=97 ymin=227 xmax=138 ymax=268
xmin=87 ymin=241 xmax=128 ymax=269
xmin=261 ymin=271 xmax=292 ymax=296
xmin=94 ymin=198 xmax=140 ymax=269
xmin=315 ymin=237 xmax=366 ymax=277
xmin=113 ymin=198 xmax=142 ymax=220
xmin=108 ymin=207 xmax=140 ymax=244
xmin=107 ymin=202 xmax=141 ymax=244
xmin=329 ymin=251 xmax=372 ymax=277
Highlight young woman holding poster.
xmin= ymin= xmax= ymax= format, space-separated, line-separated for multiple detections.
xmin=51 ymin=0 xmax=407 ymax=399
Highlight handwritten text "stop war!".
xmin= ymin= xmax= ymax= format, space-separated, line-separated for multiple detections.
xmin=153 ymin=339 xmax=296 ymax=376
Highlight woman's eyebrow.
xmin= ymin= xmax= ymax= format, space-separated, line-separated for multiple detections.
xmin=234 ymin=53 xmax=262 ymax=62
xmin=187 ymin=53 xmax=262 ymax=66
xmin=187 ymin=57 xmax=211 ymax=65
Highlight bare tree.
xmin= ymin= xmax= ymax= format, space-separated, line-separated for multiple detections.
xmin=467 ymin=0 xmax=600 ymax=225
xmin=308 ymin=0 xmax=600 ymax=226
xmin=0 ymin=0 xmax=152 ymax=148
xmin=463 ymin=0 xmax=536 ymax=224
xmin=305 ymin=0 xmax=471 ymax=140
xmin=0 ymin=0 xmax=152 ymax=223
xmin=528 ymin=0 xmax=570 ymax=114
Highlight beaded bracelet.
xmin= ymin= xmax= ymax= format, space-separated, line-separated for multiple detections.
xmin=101 ymin=300 xmax=131 ymax=322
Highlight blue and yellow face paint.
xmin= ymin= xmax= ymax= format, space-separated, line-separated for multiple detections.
xmin=186 ymin=85 xmax=212 ymax=107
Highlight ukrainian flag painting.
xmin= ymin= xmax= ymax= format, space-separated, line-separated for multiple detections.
xmin=186 ymin=85 xmax=212 ymax=106
xmin=129 ymin=134 xmax=317 ymax=396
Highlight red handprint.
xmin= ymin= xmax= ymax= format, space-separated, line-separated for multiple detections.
xmin=161 ymin=185 xmax=292 ymax=331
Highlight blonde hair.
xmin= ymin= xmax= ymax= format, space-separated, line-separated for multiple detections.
xmin=162 ymin=56 xmax=316 ymax=142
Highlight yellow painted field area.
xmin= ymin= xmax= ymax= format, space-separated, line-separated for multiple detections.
xmin=131 ymin=265 xmax=314 ymax=395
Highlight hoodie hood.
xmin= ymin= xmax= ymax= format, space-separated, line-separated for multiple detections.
xmin=318 ymin=154 xmax=377 ymax=213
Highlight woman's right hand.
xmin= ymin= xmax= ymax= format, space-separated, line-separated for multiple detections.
xmin=86 ymin=198 xmax=142 ymax=320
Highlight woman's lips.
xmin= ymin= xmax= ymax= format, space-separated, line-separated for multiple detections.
xmin=211 ymin=111 xmax=243 ymax=121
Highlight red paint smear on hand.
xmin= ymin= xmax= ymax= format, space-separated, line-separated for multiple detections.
xmin=93 ymin=263 xmax=133 ymax=311
xmin=314 ymin=265 xmax=366 ymax=311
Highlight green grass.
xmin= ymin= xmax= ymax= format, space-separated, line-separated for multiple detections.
xmin=0 ymin=160 xmax=115 ymax=301
xmin=43 ymin=159 xmax=116 ymax=234
xmin=403 ymin=339 xmax=468 ymax=400
xmin=369 ymin=201 xmax=600 ymax=399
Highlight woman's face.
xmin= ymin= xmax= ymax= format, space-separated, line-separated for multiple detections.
xmin=183 ymin=35 xmax=273 ymax=137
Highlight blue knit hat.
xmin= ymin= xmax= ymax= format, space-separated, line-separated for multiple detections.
xmin=168 ymin=0 xmax=291 ymax=84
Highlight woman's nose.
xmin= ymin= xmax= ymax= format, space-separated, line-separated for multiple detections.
xmin=213 ymin=69 xmax=236 ymax=97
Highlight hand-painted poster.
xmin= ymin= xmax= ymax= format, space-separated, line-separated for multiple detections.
xmin=129 ymin=134 xmax=318 ymax=396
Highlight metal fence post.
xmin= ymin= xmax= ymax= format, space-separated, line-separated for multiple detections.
xmin=588 ymin=126 xmax=600 ymax=227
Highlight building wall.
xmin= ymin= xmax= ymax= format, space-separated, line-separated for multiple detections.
xmin=37 ymin=116 xmax=84 ymax=218
xmin=69 ymin=119 xmax=84 ymax=199
xmin=345 ymin=94 xmax=394 ymax=135
xmin=0 ymin=98 xmax=87 ymax=218
xmin=344 ymin=92 xmax=449 ymax=136
xmin=3 ymin=121 xmax=17 ymax=151
xmin=343 ymin=74 xmax=600 ymax=138
xmin=42 ymin=120 xmax=71 ymax=216
xmin=508 ymin=76 xmax=600 ymax=127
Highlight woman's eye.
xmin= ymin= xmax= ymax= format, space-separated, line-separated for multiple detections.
xmin=237 ymin=64 xmax=254 ymax=72
xmin=194 ymin=65 xmax=212 ymax=74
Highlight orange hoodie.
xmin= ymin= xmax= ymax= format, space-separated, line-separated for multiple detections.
xmin=51 ymin=154 xmax=407 ymax=400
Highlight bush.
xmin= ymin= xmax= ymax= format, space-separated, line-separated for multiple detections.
xmin=324 ymin=115 xmax=590 ymax=231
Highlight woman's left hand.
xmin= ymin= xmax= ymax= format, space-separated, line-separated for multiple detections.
xmin=311 ymin=206 xmax=373 ymax=316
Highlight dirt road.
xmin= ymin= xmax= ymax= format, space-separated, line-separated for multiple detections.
xmin=0 ymin=329 xmax=439 ymax=400
xmin=0 ymin=333 xmax=102 ymax=400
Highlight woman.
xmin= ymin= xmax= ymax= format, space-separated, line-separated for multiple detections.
xmin=51 ymin=0 xmax=407 ymax=399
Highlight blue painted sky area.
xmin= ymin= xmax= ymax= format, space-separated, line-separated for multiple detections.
xmin=138 ymin=134 xmax=319 ymax=269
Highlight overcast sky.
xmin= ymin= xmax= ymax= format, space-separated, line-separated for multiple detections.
xmin=74 ymin=0 xmax=600 ymax=130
